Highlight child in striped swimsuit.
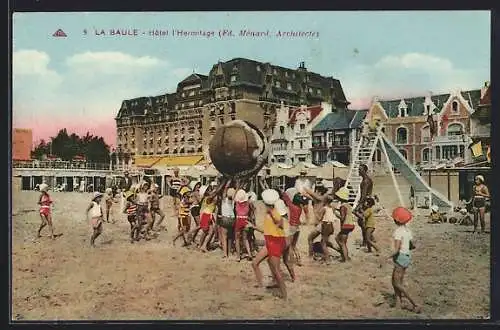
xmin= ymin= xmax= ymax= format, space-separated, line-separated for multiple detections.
xmin=37 ymin=183 xmax=55 ymax=239
xmin=123 ymin=191 xmax=139 ymax=242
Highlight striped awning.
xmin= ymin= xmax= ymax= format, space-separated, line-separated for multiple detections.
xmin=133 ymin=156 xmax=162 ymax=168
xmin=152 ymin=155 xmax=204 ymax=168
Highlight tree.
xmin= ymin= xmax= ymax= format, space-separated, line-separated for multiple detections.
xmin=31 ymin=129 xmax=111 ymax=163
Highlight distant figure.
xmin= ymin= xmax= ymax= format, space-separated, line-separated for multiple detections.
xmin=409 ymin=186 xmax=415 ymax=210
xmin=356 ymin=164 xmax=373 ymax=247
xmin=37 ymin=183 xmax=55 ymax=240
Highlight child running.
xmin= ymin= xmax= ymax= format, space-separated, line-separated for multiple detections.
xmin=172 ymin=186 xmax=192 ymax=247
xmin=354 ymin=197 xmax=380 ymax=254
xmin=334 ymin=187 xmax=356 ymax=262
xmin=390 ymin=206 xmax=421 ymax=313
xmin=123 ymin=191 xmax=139 ymax=242
xmin=86 ymin=192 xmax=104 ymax=247
xmin=37 ymin=183 xmax=55 ymax=239
xmin=104 ymin=188 xmax=115 ymax=223
xmin=251 ymin=189 xmax=288 ymax=299
xmin=234 ymin=189 xmax=253 ymax=262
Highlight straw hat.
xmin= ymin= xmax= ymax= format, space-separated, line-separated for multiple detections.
xmin=475 ymin=175 xmax=485 ymax=183
xmin=335 ymin=187 xmax=350 ymax=201
xmin=226 ymin=188 xmax=236 ymax=198
xmin=247 ymin=191 xmax=257 ymax=203
xmin=234 ymin=189 xmax=248 ymax=202
xmin=431 ymin=205 xmax=439 ymax=213
xmin=275 ymin=199 xmax=288 ymax=216
xmin=93 ymin=191 xmax=103 ymax=200
xmin=262 ymin=189 xmax=279 ymax=206
xmin=39 ymin=183 xmax=49 ymax=192
xmin=179 ymin=186 xmax=191 ymax=197
xmin=392 ymin=207 xmax=412 ymax=224
xmin=199 ymin=185 xmax=208 ymax=197
xmin=285 ymin=187 xmax=298 ymax=199
xmin=124 ymin=191 xmax=135 ymax=200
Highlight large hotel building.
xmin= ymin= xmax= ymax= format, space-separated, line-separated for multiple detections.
xmin=115 ymin=58 xmax=349 ymax=167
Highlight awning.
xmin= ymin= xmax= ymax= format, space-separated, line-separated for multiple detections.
xmin=133 ymin=156 xmax=162 ymax=168
xmin=152 ymin=155 xmax=204 ymax=168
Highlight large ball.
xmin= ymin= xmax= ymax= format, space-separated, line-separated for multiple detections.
xmin=209 ymin=120 xmax=268 ymax=178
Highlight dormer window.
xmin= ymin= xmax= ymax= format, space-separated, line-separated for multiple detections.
xmin=452 ymin=101 xmax=459 ymax=113
xmin=256 ymin=65 xmax=261 ymax=72
xmin=275 ymin=81 xmax=281 ymax=88
xmin=273 ymin=68 xmax=277 ymax=75
xmin=308 ymin=87 xmax=313 ymax=94
xmin=399 ymin=107 xmax=407 ymax=117
xmin=285 ymin=72 xmax=289 ymax=77
xmin=181 ymin=92 xmax=186 ymax=98
xmin=231 ymin=75 xmax=237 ymax=82
xmin=279 ymin=126 xmax=285 ymax=134
xmin=287 ymin=83 xmax=292 ymax=90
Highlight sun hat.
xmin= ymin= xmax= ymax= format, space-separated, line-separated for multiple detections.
xmin=475 ymin=175 xmax=485 ymax=183
xmin=285 ymin=187 xmax=298 ymax=199
xmin=226 ymin=188 xmax=236 ymax=198
xmin=199 ymin=185 xmax=208 ymax=197
xmin=275 ymin=199 xmax=288 ymax=216
xmin=392 ymin=206 xmax=413 ymax=224
xmin=105 ymin=187 xmax=112 ymax=194
xmin=247 ymin=191 xmax=258 ymax=203
xmin=262 ymin=189 xmax=280 ymax=206
xmin=335 ymin=187 xmax=350 ymax=201
xmin=93 ymin=191 xmax=103 ymax=200
xmin=39 ymin=183 xmax=49 ymax=192
xmin=235 ymin=189 xmax=248 ymax=202
xmin=124 ymin=191 xmax=134 ymax=200
xmin=431 ymin=205 xmax=439 ymax=213
xmin=179 ymin=186 xmax=191 ymax=197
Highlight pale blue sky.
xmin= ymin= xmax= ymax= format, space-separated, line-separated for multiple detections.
xmin=12 ymin=11 xmax=491 ymax=145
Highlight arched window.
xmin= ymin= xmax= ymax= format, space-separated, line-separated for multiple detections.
xmin=452 ymin=101 xmax=459 ymax=113
xmin=399 ymin=149 xmax=408 ymax=159
xmin=447 ymin=123 xmax=463 ymax=136
xmin=422 ymin=148 xmax=430 ymax=162
xmin=421 ymin=125 xmax=430 ymax=143
xmin=396 ymin=127 xmax=408 ymax=144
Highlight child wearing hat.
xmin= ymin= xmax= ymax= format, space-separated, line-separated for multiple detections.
xmin=217 ymin=183 xmax=236 ymax=259
xmin=428 ymin=205 xmax=444 ymax=224
xmin=123 ymin=191 xmax=140 ymax=242
xmin=196 ymin=185 xmax=224 ymax=252
xmin=86 ymin=192 xmax=104 ymax=247
xmin=251 ymin=189 xmax=288 ymax=299
xmin=173 ymin=186 xmax=192 ymax=247
xmin=234 ymin=188 xmax=253 ymax=261
xmin=390 ymin=206 xmax=421 ymax=313
xmin=280 ymin=189 xmax=308 ymax=266
xmin=37 ymin=183 xmax=55 ymax=239
xmin=334 ymin=187 xmax=355 ymax=262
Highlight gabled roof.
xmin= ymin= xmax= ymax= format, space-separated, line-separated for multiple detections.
xmin=288 ymin=105 xmax=322 ymax=124
xmin=312 ymin=108 xmax=357 ymax=132
xmin=479 ymin=85 xmax=491 ymax=106
xmin=349 ymin=110 xmax=368 ymax=128
xmin=377 ymin=89 xmax=482 ymax=118
xmin=178 ymin=73 xmax=208 ymax=87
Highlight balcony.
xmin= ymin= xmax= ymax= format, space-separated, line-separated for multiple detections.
xmin=432 ymin=134 xmax=468 ymax=145
xmin=310 ymin=142 xmax=328 ymax=150
xmin=271 ymin=134 xmax=288 ymax=143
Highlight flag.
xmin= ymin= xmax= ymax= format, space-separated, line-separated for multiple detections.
xmin=471 ymin=141 xmax=483 ymax=158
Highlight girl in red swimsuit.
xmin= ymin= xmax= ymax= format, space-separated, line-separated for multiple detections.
xmin=37 ymin=183 xmax=55 ymax=239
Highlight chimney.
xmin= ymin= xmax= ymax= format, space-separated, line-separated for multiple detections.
xmin=298 ymin=61 xmax=307 ymax=72
xmin=481 ymin=81 xmax=490 ymax=99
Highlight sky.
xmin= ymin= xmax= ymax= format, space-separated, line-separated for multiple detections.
xmin=12 ymin=11 xmax=491 ymax=147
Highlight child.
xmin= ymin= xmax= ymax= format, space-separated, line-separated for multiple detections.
xmin=360 ymin=120 xmax=370 ymax=147
xmin=37 ymin=183 xmax=55 ymax=239
xmin=136 ymin=182 xmax=152 ymax=239
xmin=150 ymin=184 xmax=166 ymax=232
xmin=104 ymin=188 xmax=115 ymax=224
xmin=390 ymin=206 xmax=421 ymax=313
xmin=354 ymin=197 xmax=379 ymax=254
xmin=197 ymin=185 xmax=221 ymax=252
xmin=428 ymin=205 xmax=443 ymax=224
xmin=307 ymin=195 xmax=336 ymax=264
xmin=218 ymin=185 xmax=236 ymax=259
xmin=281 ymin=190 xmax=308 ymax=266
xmin=274 ymin=198 xmax=296 ymax=282
xmin=86 ymin=192 xmax=104 ymax=247
xmin=123 ymin=191 xmax=139 ymax=242
xmin=246 ymin=191 xmax=259 ymax=256
xmin=334 ymin=187 xmax=355 ymax=262
xmin=251 ymin=189 xmax=288 ymax=299
xmin=234 ymin=189 xmax=253 ymax=262
xmin=173 ymin=187 xmax=192 ymax=247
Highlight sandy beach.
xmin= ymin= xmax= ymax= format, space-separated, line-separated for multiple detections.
xmin=11 ymin=178 xmax=490 ymax=320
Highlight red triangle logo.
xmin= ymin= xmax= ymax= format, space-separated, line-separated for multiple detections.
xmin=52 ymin=29 xmax=67 ymax=37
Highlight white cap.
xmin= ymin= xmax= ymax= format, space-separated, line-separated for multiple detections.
xmin=93 ymin=191 xmax=103 ymax=199
xmin=262 ymin=189 xmax=279 ymax=206
xmin=39 ymin=183 xmax=49 ymax=192
xmin=431 ymin=205 xmax=439 ymax=212
xmin=275 ymin=199 xmax=288 ymax=216
xmin=234 ymin=189 xmax=248 ymax=202
xmin=247 ymin=191 xmax=257 ymax=203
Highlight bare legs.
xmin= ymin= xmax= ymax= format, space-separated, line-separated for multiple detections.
xmin=473 ymin=207 xmax=486 ymax=233
xmin=391 ymin=264 xmax=421 ymax=313
xmin=37 ymin=214 xmax=55 ymax=240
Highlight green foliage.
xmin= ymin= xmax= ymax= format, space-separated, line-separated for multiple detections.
xmin=31 ymin=129 xmax=111 ymax=163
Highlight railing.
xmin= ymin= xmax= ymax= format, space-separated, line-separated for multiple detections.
xmin=13 ymin=160 xmax=114 ymax=171
xmin=311 ymin=142 xmax=327 ymax=148
xmin=433 ymin=134 xmax=467 ymax=144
